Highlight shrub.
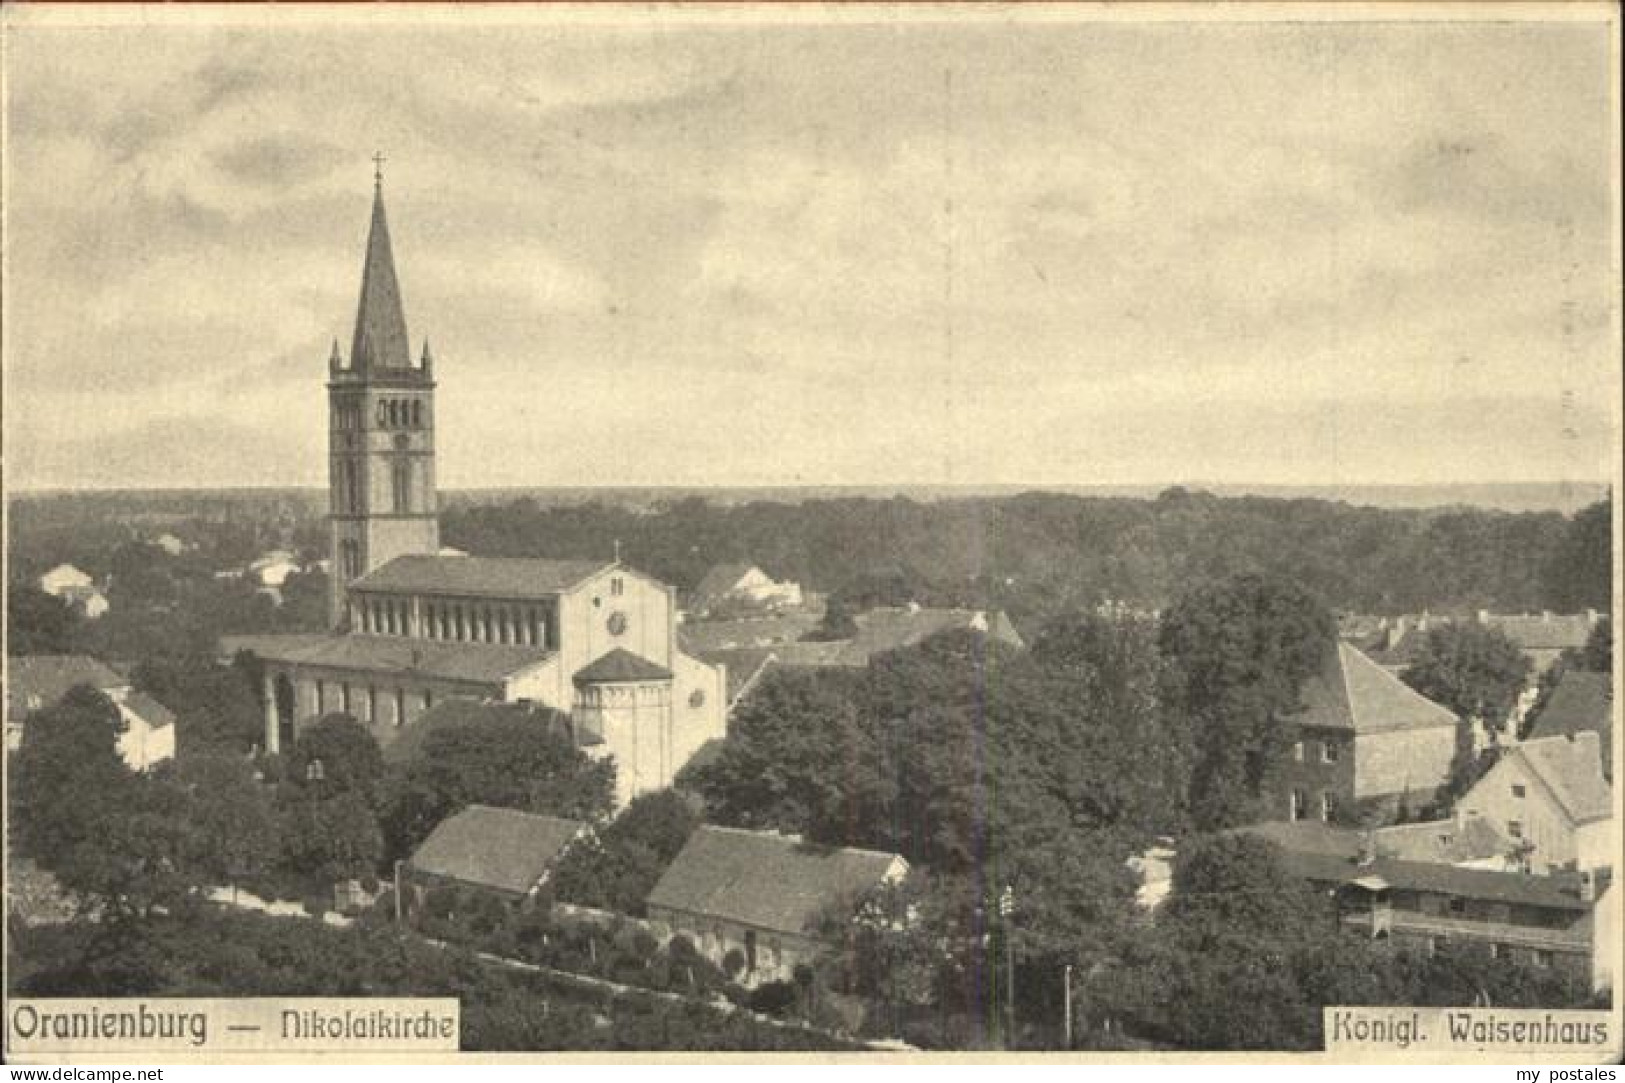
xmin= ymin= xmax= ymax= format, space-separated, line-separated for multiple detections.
xmin=722 ymin=948 xmax=746 ymax=979
xmin=748 ymin=980 xmax=800 ymax=1016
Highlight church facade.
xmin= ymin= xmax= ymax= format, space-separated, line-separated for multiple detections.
xmin=231 ymin=174 xmax=726 ymax=808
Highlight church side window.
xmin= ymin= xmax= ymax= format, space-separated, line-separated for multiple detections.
xmin=392 ymin=458 xmax=412 ymax=513
xmin=412 ymin=400 xmax=423 ymax=428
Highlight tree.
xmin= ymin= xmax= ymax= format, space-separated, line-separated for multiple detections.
xmin=1159 ymin=575 xmax=1336 ymax=830
xmin=171 ymin=753 xmax=278 ymax=888
xmin=6 ymin=582 xmax=83 ymax=655
xmin=10 ymin=685 xmax=136 ymax=866
xmin=1400 ymin=622 xmax=1531 ymax=734
xmin=803 ymin=596 xmax=858 ymax=642
xmin=682 ymin=666 xmax=878 ymax=838
xmin=551 ymin=789 xmax=701 ymax=914
xmin=290 ymin=715 xmax=385 ymax=799
xmin=277 ymin=789 xmax=383 ymax=884
xmin=381 ymin=716 xmax=614 ymax=863
xmin=131 ymin=655 xmax=262 ymax=756
xmin=1543 ymin=496 xmax=1612 ymax=612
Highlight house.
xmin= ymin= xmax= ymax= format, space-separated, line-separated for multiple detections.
xmin=1260 ymin=832 xmax=1606 ymax=985
xmin=38 ymin=563 xmax=94 ymax=597
xmin=1457 ymin=733 xmax=1614 ymax=874
xmin=1478 ymin=610 xmax=1604 ymax=675
xmin=406 ymin=805 xmax=589 ymax=903
xmin=646 ymin=825 xmax=907 ymax=986
xmin=1526 ymin=670 xmax=1613 ymax=781
xmin=686 ymin=564 xmax=804 ymax=618
xmin=5 ymin=655 xmax=175 ymax=770
xmin=1271 ymin=641 xmax=1463 ymax=825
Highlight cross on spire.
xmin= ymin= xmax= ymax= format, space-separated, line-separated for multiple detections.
xmin=372 ymin=151 xmax=386 ymax=188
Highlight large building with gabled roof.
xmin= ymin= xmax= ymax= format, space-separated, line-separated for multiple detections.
xmin=227 ymin=171 xmax=725 ymax=808
xmin=1269 ymin=640 xmax=1465 ymax=825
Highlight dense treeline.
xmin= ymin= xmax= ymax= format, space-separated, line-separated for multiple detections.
xmin=437 ymin=491 xmax=1609 ymax=629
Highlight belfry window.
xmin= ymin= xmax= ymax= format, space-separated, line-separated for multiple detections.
xmin=412 ymin=400 xmax=423 ymax=427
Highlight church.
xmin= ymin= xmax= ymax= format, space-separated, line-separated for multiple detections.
xmin=230 ymin=170 xmax=727 ymax=808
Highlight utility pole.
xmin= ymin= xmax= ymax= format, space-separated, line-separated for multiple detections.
xmin=999 ymin=885 xmax=1016 ymax=1047
xmin=393 ymin=859 xmax=404 ymax=924
xmin=1063 ymin=963 xmax=1073 ymax=1049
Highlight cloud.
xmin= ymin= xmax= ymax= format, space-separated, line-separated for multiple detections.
xmin=2 ymin=14 xmax=1617 ymax=491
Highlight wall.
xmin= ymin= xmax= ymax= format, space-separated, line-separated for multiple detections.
xmin=649 ymin=905 xmax=820 ymax=988
xmin=1459 ymin=755 xmax=1577 ymax=872
xmin=1354 ymin=723 xmax=1458 ymax=802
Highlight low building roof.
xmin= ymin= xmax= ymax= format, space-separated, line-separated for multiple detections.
xmin=1513 ymin=733 xmax=1613 ymax=826
xmin=689 ymin=647 xmax=778 ymax=707
xmin=1236 ymin=824 xmax=1593 ymax=912
xmin=6 ymin=655 xmax=127 ymax=718
xmin=408 ymin=805 xmax=587 ymax=896
xmin=1291 ymin=641 xmax=1459 ymax=733
xmin=1482 ymin=614 xmax=1598 ymax=652
xmin=573 ymin=648 xmax=673 ymax=685
xmin=768 ymin=607 xmax=1026 ymax=669
xmin=1238 ymin=817 xmax=1511 ymax=867
xmin=351 ymin=555 xmax=612 ymax=600
xmin=677 ymin=612 xmax=823 ymax=652
xmin=222 ymin=633 xmax=550 ymax=686
xmin=647 ymin=825 xmax=904 ymax=937
xmin=123 ymin=691 xmax=177 ymax=731
xmin=1527 ymin=671 xmax=1612 ymax=779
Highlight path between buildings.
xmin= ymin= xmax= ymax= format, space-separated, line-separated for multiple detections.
xmin=202 ymin=885 xmax=912 ymax=1051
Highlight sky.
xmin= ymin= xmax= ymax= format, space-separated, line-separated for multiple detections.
xmin=3 ymin=6 xmax=1619 ymax=492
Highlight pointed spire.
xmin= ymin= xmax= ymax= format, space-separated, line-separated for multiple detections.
xmin=350 ymin=161 xmax=412 ymax=371
xmin=328 ymin=337 xmax=343 ymax=370
xmin=420 ymin=338 xmax=434 ymax=372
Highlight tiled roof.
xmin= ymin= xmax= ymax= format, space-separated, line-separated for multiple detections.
xmin=648 ymin=825 xmax=904 ymax=937
xmin=1238 ymin=825 xmax=1593 ymax=912
xmin=1514 ymin=733 xmax=1613 ymax=826
xmin=352 ymin=555 xmax=611 ymax=600
xmin=222 ymin=633 xmax=550 ymax=685
xmin=1291 ymin=642 xmax=1459 ymax=733
xmin=123 ymin=691 xmax=177 ymax=730
xmin=382 ymin=696 xmax=566 ymax=764
xmin=677 ymin=612 xmax=822 ymax=652
xmin=573 ymin=648 xmax=672 ymax=685
xmin=349 ymin=181 xmax=414 ymax=371
xmin=1528 ymin=671 xmax=1613 ymax=779
xmin=6 ymin=655 xmax=126 ymax=718
xmin=408 ymin=805 xmax=586 ymax=896
xmin=1482 ymin=614 xmax=1598 ymax=652
xmin=689 ymin=647 xmax=778 ymax=707
xmin=1373 ymin=817 xmax=1511 ymax=865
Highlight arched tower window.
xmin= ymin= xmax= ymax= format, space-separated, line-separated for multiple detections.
xmin=412 ymin=400 xmax=423 ymax=428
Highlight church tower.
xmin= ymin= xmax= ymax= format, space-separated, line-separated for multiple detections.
xmin=327 ymin=161 xmax=439 ymax=627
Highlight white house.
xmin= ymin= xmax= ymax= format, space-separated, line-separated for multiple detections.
xmin=5 ymin=655 xmax=176 ymax=770
xmin=1458 ymin=733 xmax=1614 ymax=874
xmin=38 ymin=563 xmax=94 ymax=597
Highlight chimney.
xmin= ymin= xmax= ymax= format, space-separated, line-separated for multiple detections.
xmin=1477 ymin=609 xmax=1490 ymax=624
xmin=1585 ymin=608 xmax=1599 ymax=624
xmin=1542 ymin=611 xmax=1553 ymax=623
